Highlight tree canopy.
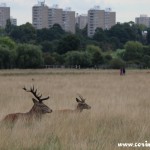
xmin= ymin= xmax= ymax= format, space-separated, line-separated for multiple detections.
xmin=0 ymin=21 xmax=150 ymax=69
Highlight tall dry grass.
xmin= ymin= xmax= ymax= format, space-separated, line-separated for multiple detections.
xmin=0 ymin=69 xmax=150 ymax=150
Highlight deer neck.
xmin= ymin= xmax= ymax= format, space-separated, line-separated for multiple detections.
xmin=27 ymin=105 xmax=42 ymax=119
xmin=75 ymin=106 xmax=83 ymax=112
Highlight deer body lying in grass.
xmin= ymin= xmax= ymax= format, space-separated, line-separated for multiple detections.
xmin=56 ymin=94 xmax=91 ymax=113
xmin=1 ymin=86 xmax=52 ymax=125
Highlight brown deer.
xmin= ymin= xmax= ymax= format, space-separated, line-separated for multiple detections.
xmin=1 ymin=86 xmax=52 ymax=125
xmin=56 ymin=94 xmax=91 ymax=113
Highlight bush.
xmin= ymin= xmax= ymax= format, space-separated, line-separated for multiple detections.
xmin=65 ymin=51 xmax=91 ymax=67
xmin=142 ymin=55 xmax=150 ymax=68
xmin=16 ymin=44 xmax=43 ymax=68
xmin=104 ymin=54 xmax=112 ymax=64
xmin=109 ymin=58 xmax=126 ymax=69
xmin=0 ymin=45 xmax=16 ymax=69
xmin=43 ymin=53 xmax=56 ymax=65
xmin=86 ymin=45 xmax=104 ymax=66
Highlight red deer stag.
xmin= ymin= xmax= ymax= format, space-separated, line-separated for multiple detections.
xmin=1 ymin=86 xmax=52 ymax=125
xmin=56 ymin=94 xmax=91 ymax=113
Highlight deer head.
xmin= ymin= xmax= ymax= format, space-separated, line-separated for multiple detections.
xmin=76 ymin=94 xmax=91 ymax=112
xmin=23 ymin=86 xmax=52 ymax=114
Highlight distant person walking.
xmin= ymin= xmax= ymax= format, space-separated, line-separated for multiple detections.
xmin=120 ymin=67 xmax=126 ymax=75
xmin=122 ymin=68 xmax=126 ymax=75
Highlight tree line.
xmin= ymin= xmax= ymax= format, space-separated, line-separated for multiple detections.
xmin=0 ymin=20 xmax=150 ymax=69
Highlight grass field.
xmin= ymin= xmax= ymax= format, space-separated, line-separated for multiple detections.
xmin=0 ymin=69 xmax=150 ymax=150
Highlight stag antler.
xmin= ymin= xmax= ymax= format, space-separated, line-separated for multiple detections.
xmin=23 ymin=85 xmax=49 ymax=103
xmin=77 ymin=94 xmax=86 ymax=103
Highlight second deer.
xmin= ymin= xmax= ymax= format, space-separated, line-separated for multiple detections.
xmin=56 ymin=94 xmax=91 ymax=113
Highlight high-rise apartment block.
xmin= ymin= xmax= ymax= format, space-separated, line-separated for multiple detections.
xmin=32 ymin=1 xmax=49 ymax=29
xmin=62 ymin=8 xmax=75 ymax=33
xmin=10 ymin=17 xmax=17 ymax=26
xmin=48 ymin=5 xmax=63 ymax=28
xmin=88 ymin=6 xmax=116 ymax=37
xmin=135 ymin=15 xmax=150 ymax=27
xmin=32 ymin=3 xmax=116 ymax=35
xmin=76 ymin=14 xmax=88 ymax=29
xmin=32 ymin=2 xmax=75 ymax=33
xmin=105 ymin=8 xmax=116 ymax=30
xmin=0 ymin=3 xmax=10 ymax=28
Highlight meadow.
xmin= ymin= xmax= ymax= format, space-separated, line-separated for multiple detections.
xmin=0 ymin=69 xmax=150 ymax=150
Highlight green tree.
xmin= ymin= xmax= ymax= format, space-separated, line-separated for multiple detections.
xmin=43 ymin=52 xmax=64 ymax=66
xmin=104 ymin=54 xmax=112 ymax=64
xmin=41 ymin=41 xmax=53 ymax=53
xmin=75 ymin=25 xmax=88 ymax=49
xmin=0 ymin=36 xmax=16 ymax=49
xmin=5 ymin=19 xmax=14 ymax=35
xmin=108 ymin=23 xmax=129 ymax=44
xmin=143 ymin=46 xmax=150 ymax=56
xmin=0 ymin=37 xmax=16 ymax=68
xmin=146 ymin=28 xmax=150 ymax=44
xmin=43 ymin=53 xmax=56 ymax=65
xmin=86 ymin=45 xmax=101 ymax=55
xmin=36 ymin=24 xmax=65 ymax=42
xmin=86 ymin=45 xmax=104 ymax=66
xmin=0 ymin=28 xmax=5 ymax=36
xmin=109 ymin=37 xmax=121 ymax=50
xmin=109 ymin=58 xmax=125 ymax=69
xmin=16 ymin=44 xmax=43 ymax=68
xmin=142 ymin=55 xmax=150 ymax=68
xmin=93 ymin=28 xmax=108 ymax=42
xmin=57 ymin=34 xmax=80 ymax=54
xmin=65 ymin=51 xmax=91 ymax=67
xmin=108 ymin=22 xmax=143 ymax=46
xmin=0 ymin=46 xmax=16 ymax=68
xmin=50 ymin=24 xmax=65 ymax=37
xmin=123 ymin=41 xmax=143 ymax=62
xmin=10 ymin=23 xmax=36 ymax=43
xmin=92 ymin=51 xmax=104 ymax=66
xmin=52 ymin=52 xmax=64 ymax=65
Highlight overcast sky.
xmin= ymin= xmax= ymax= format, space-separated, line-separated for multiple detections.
xmin=1 ymin=0 xmax=150 ymax=25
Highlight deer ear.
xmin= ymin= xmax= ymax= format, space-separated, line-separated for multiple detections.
xmin=32 ymin=98 xmax=38 ymax=104
xmin=76 ymin=98 xmax=81 ymax=103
